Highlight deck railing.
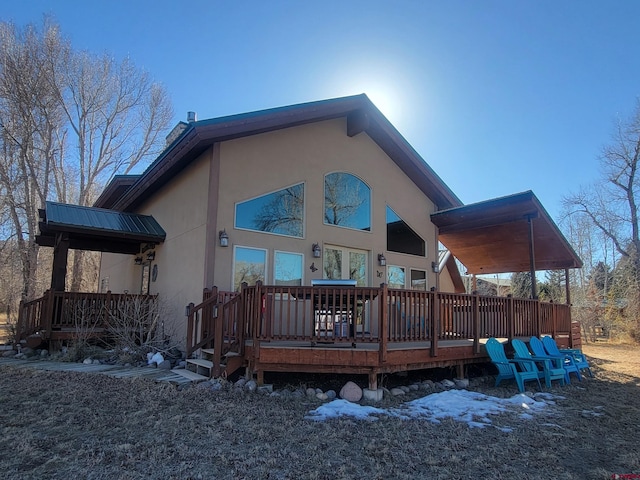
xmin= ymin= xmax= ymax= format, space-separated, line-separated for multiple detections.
xmin=213 ymin=283 xmax=574 ymax=355
xmin=17 ymin=290 xmax=158 ymax=343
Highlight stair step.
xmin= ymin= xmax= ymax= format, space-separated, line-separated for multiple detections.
xmin=171 ymin=368 xmax=209 ymax=382
xmin=200 ymin=348 xmax=241 ymax=358
xmin=187 ymin=358 xmax=213 ymax=369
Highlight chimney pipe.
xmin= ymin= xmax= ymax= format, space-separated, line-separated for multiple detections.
xmin=187 ymin=111 xmax=197 ymax=123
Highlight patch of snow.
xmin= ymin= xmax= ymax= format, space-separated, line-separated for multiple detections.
xmin=306 ymin=389 xmax=561 ymax=430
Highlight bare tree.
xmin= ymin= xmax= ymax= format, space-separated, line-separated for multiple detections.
xmin=564 ymin=100 xmax=640 ymax=339
xmin=0 ymin=19 xmax=173 ymax=306
xmin=0 ymin=20 xmax=64 ymax=301
xmin=46 ymin=43 xmax=173 ymax=291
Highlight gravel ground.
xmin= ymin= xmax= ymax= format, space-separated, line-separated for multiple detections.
xmin=0 ymin=342 xmax=638 ymax=480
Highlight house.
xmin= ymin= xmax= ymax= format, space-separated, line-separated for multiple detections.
xmin=95 ymin=94 xmax=468 ymax=342
xmin=31 ymin=94 xmax=583 ymax=389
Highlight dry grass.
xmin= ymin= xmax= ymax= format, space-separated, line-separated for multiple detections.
xmin=1 ymin=343 xmax=639 ymax=479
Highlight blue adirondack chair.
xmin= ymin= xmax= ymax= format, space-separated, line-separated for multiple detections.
xmin=485 ymin=338 xmax=542 ymax=392
xmin=512 ymin=339 xmax=566 ymax=388
xmin=542 ymin=336 xmax=593 ymax=377
xmin=529 ymin=336 xmax=581 ymax=382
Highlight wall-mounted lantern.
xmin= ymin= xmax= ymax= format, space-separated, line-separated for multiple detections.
xmin=378 ymin=253 xmax=386 ymax=266
xmin=432 ymin=261 xmax=440 ymax=273
xmin=146 ymin=251 xmax=156 ymax=261
xmin=312 ymin=243 xmax=321 ymax=258
xmin=219 ymin=229 xmax=229 ymax=247
xmin=134 ymin=257 xmax=143 ymax=265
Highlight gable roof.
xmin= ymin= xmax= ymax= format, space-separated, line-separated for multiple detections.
xmin=37 ymin=201 xmax=166 ymax=254
xmin=431 ymin=191 xmax=583 ymax=274
xmin=99 ymin=94 xmax=462 ymax=212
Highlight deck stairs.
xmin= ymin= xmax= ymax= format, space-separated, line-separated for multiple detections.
xmin=183 ymin=348 xmax=244 ymax=380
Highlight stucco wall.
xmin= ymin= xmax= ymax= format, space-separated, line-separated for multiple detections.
xmin=212 ymin=118 xmax=438 ymax=291
xmin=99 ymin=151 xmax=211 ymax=345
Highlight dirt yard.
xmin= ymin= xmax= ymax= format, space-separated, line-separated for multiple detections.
xmin=0 ymin=342 xmax=638 ymax=480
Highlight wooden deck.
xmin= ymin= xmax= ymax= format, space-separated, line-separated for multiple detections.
xmin=17 ymin=284 xmax=580 ymax=390
xmin=186 ymin=283 xmax=580 ymax=389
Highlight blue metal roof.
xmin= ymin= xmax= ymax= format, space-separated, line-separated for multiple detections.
xmin=43 ymin=201 xmax=166 ymax=242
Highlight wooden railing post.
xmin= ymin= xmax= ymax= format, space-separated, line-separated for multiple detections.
xmin=507 ymin=294 xmax=514 ymax=342
xmin=430 ymin=288 xmax=439 ymax=357
xmin=473 ymin=291 xmax=480 ymax=354
xmin=379 ymin=283 xmax=388 ymax=364
xmin=185 ymin=302 xmax=195 ymax=358
xmin=44 ymin=289 xmax=55 ymax=340
xmin=238 ymin=283 xmax=246 ymax=356
xmin=535 ymin=299 xmax=541 ymax=338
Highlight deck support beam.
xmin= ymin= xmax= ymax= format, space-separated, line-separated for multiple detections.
xmin=368 ymin=372 xmax=378 ymax=391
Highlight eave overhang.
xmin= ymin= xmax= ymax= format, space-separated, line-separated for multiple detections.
xmin=431 ymin=191 xmax=583 ymax=275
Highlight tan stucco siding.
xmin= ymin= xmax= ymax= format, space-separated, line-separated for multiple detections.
xmin=99 ymin=151 xmax=211 ymax=345
xmin=213 ymin=118 xmax=438 ymax=290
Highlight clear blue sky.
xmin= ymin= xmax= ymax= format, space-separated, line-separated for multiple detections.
xmin=4 ymin=0 xmax=640 ymax=220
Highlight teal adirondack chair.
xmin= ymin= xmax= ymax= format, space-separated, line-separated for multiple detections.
xmin=485 ymin=338 xmax=542 ymax=392
xmin=542 ymin=336 xmax=593 ymax=377
xmin=512 ymin=339 xmax=566 ymax=388
xmin=529 ymin=336 xmax=581 ymax=382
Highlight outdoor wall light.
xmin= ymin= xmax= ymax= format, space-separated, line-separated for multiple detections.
xmin=134 ymin=257 xmax=143 ymax=265
xmin=146 ymin=251 xmax=156 ymax=261
xmin=219 ymin=229 xmax=229 ymax=247
xmin=312 ymin=243 xmax=321 ymax=258
xmin=431 ymin=261 xmax=440 ymax=273
xmin=378 ymin=253 xmax=386 ymax=266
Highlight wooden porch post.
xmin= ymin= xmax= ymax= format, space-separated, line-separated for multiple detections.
xmin=51 ymin=233 xmax=70 ymax=292
xmin=564 ymin=268 xmax=571 ymax=305
xmin=526 ymin=214 xmax=538 ymax=299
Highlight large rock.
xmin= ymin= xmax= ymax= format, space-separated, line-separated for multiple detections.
xmin=339 ymin=381 xmax=363 ymax=402
xmin=390 ymin=387 xmax=406 ymax=396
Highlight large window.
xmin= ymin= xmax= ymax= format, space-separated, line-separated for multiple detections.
xmin=274 ymin=251 xmax=303 ymax=286
xmin=386 ymin=206 xmax=425 ymax=256
xmin=235 ymin=183 xmax=304 ymax=237
xmin=324 ymin=173 xmax=371 ymax=231
xmin=323 ymin=245 xmax=368 ymax=286
xmin=233 ymin=246 xmax=267 ymax=291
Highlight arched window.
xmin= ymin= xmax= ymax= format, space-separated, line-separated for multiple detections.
xmin=324 ymin=173 xmax=371 ymax=231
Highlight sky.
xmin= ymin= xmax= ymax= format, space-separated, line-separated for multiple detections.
xmin=3 ymin=0 xmax=640 ymax=221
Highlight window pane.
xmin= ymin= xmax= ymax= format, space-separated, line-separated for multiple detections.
xmin=388 ymin=266 xmax=405 ymax=289
xmin=349 ymin=252 xmax=367 ymax=286
xmin=411 ymin=269 xmax=427 ymax=291
xmin=324 ymin=173 xmax=371 ymax=231
xmin=323 ymin=248 xmax=342 ymax=280
xmin=235 ymin=184 xmax=304 ymax=237
xmin=386 ymin=206 xmax=425 ymax=256
xmin=274 ymin=252 xmax=303 ymax=286
xmin=234 ymin=247 xmax=266 ymax=290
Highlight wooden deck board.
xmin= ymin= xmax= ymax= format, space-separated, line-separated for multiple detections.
xmin=0 ymin=358 xmax=198 ymax=385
